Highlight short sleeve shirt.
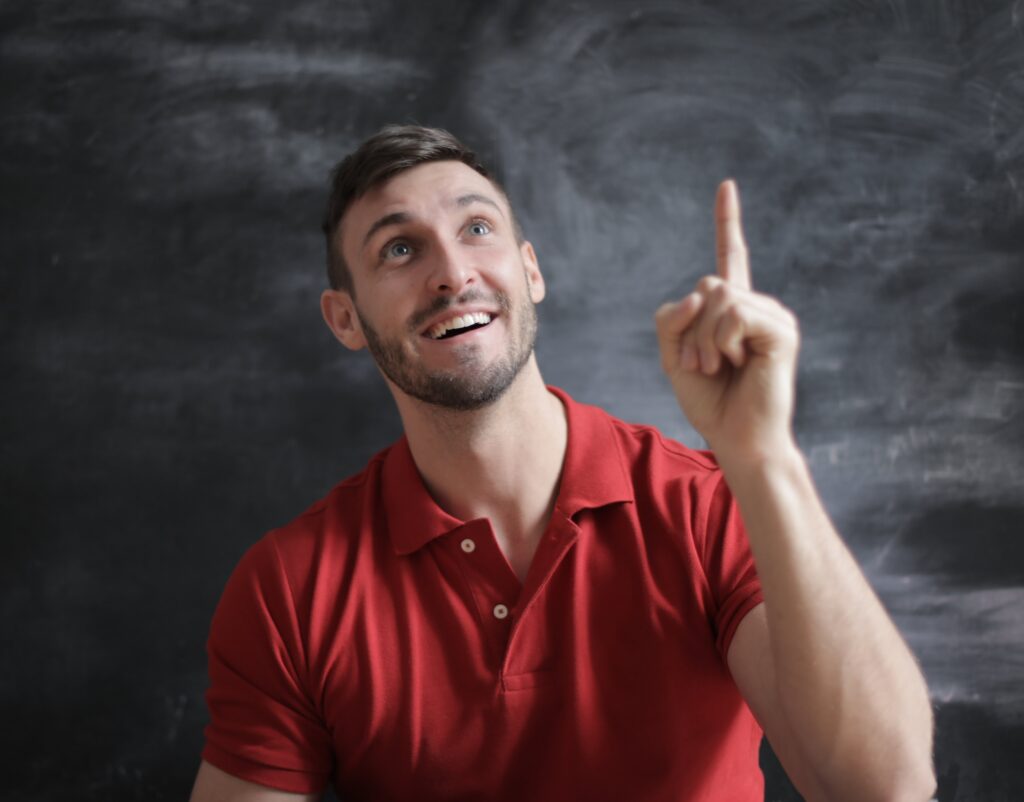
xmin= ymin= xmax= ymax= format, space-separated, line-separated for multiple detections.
xmin=202 ymin=387 xmax=765 ymax=800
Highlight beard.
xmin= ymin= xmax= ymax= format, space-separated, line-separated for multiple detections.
xmin=356 ymin=277 xmax=538 ymax=412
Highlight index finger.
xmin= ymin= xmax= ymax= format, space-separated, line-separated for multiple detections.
xmin=715 ymin=179 xmax=752 ymax=291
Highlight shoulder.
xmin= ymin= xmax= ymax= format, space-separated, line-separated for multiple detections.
xmin=231 ymin=444 xmax=394 ymax=602
xmin=599 ymin=406 xmax=722 ymax=484
xmin=556 ymin=385 xmax=720 ymax=477
xmin=554 ymin=386 xmax=728 ymax=511
xmin=582 ymin=403 xmax=735 ymax=538
xmin=551 ymin=389 xmax=732 ymax=551
xmin=271 ymin=445 xmax=389 ymax=545
xmin=207 ymin=446 xmax=401 ymax=693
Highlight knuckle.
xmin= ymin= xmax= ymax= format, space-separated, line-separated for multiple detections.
xmin=775 ymin=309 xmax=800 ymax=345
xmin=724 ymin=305 xmax=744 ymax=327
xmin=696 ymin=275 xmax=720 ymax=294
xmin=768 ymin=296 xmax=790 ymax=317
xmin=789 ymin=316 xmax=802 ymax=343
xmin=717 ymin=241 xmax=747 ymax=260
xmin=709 ymin=283 xmax=731 ymax=303
xmin=697 ymin=323 xmax=717 ymax=347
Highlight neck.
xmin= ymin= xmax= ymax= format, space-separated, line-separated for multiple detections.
xmin=391 ymin=357 xmax=568 ymax=543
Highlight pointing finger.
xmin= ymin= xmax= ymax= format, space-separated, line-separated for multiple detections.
xmin=715 ymin=179 xmax=752 ymax=291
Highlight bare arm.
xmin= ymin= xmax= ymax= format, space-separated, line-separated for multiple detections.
xmin=723 ymin=450 xmax=935 ymax=801
xmin=189 ymin=760 xmax=321 ymax=802
xmin=655 ymin=181 xmax=935 ymax=800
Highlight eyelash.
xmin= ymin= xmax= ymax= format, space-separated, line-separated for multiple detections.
xmin=378 ymin=219 xmax=493 ymax=262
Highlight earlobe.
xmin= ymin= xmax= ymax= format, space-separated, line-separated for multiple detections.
xmin=320 ymin=289 xmax=366 ymax=351
xmin=521 ymin=241 xmax=546 ymax=303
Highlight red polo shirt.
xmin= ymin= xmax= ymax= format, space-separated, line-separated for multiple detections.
xmin=202 ymin=387 xmax=765 ymax=800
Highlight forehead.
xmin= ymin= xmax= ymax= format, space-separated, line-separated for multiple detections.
xmin=365 ymin=160 xmax=497 ymax=208
xmin=341 ymin=161 xmax=505 ymax=251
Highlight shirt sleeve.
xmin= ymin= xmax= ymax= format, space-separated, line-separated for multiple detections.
xmin=202 ymin=534 xmax=333 ymax=794
xmin=697 ymin=471 xmax=764 ymax=661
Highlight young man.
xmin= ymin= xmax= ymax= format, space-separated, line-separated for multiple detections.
xmin=190 ymin=126 xmax=936 ymax=801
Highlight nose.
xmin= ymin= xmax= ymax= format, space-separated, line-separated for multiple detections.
xmin=428 ymin=238 xmax=475 ymax=295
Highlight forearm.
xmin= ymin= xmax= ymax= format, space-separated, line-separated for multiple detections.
xmin=719 ymin=443 xmax=935 ymax=801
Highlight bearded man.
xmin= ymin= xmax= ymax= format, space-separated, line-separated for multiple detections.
xmin=190 ymin=126 xmax=936 ymax=802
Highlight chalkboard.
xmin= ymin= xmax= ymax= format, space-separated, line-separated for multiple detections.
xmin=2 ymin=1 xmax=1022 ymax=799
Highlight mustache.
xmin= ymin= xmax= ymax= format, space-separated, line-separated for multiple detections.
xmin=407 ymin=289 xmax=512 ymax=332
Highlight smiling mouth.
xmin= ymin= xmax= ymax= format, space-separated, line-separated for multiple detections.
xmin=426 ymin=312 xmax=495 ymax=340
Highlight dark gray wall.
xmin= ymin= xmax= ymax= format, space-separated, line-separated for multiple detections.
xmin=2 ymin=1 xmax=1022 ymax=799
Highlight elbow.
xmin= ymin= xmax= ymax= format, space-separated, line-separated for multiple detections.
xmin=892 ymin=761 xmax=937 ymax=802
xmin=853 ymin=696 xmax=937 ymax=801
xmin=814 ymin=741 xmax=936 ymax=802
xmin=824 ymin=759 xmax=937 ymax=802
xmin=889 ymin=706 xmax=937 ymax=801
xmin=884 ymin=766 xmax=937 ymax=802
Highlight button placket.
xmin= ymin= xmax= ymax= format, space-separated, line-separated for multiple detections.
xmin=448 ymin=522 xmax=518 ymax=669
xmin=501 ymin=513 xmax=581 ymax=686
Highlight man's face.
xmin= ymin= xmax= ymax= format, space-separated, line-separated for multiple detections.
xmin=327 ymin=160 xmax=545 ymax=411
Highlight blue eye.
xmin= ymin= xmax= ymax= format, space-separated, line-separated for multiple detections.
xmin=468 ymin=221 xmax=491 ymax=236
xmin=383 ymin=241 xmax=412 ymax=260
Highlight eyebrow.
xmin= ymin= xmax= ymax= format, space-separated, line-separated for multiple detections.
xmin=362 ymin=211 xmax=412 ymax=249
xmin=454 ymin=193 xmax=504 ymax=215
xmin=360 ymin=193 xmax=506 ymax=250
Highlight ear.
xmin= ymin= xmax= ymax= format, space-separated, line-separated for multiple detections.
xmin=320 ymin=289 xmax=367 ymax=351
xmin=520 ymin=241 xmax=546 ymax=304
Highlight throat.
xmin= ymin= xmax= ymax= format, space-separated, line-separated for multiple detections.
xmin=493 ymin=524 xmax=544 ymax=585
xmin=400 ymin=379 xmax=568 ymax=538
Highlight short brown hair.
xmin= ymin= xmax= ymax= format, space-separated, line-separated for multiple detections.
xmin=321 ymin=125 xmax=518 ymax=294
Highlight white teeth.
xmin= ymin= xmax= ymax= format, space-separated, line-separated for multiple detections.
xmin=428 ymin=312 xmax=493 ymax=339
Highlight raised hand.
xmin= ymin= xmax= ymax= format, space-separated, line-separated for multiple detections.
xmin=654 ymin=180 xmax=800 ymax=464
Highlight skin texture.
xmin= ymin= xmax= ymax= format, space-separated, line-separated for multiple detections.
xmin=191 ymin=168 xmax=937 ymax=802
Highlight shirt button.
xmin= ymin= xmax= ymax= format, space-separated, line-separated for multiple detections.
xmin=493 ymin=603 xmax=509 ymax=620
xmin=460 ymin=538 xmax=476 ymax=553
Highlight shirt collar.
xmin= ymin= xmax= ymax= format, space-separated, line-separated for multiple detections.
xmin=383 ymin=385 xmax=635 ymax=556
xmin=546 ymin=385 xmax=634 ymax=517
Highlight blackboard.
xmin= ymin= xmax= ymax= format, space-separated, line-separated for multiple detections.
xmin=2 ymin=1 xmax=1022 ymax=799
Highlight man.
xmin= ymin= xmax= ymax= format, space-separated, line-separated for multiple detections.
xmin=190 ymin=125 xmax=936 ymax=801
